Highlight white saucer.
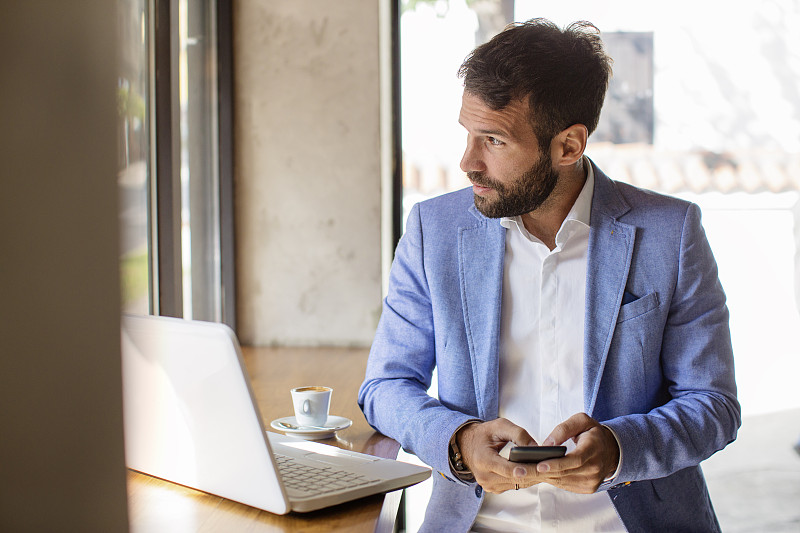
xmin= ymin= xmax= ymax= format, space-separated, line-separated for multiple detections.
xmin=270 ymin=415 xmax=352 ymax=439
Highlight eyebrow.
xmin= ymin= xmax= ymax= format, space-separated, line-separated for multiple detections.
xmin=458 ymin=119 xmax=508 ymax=138
xmin=476 ymin=128 xmax=506 ymax=137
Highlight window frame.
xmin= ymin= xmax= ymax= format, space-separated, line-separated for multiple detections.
xmin=149 ymin=0 xmax=236 ymax=328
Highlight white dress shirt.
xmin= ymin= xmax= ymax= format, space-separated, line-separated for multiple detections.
xmin=472 ymin=163 xmax=627 ymax=532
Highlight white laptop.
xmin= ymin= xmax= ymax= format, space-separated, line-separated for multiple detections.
xmin=121 ymin=314 xmax=430 ymax=514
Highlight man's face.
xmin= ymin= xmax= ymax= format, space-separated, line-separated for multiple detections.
xmin=458 ymin=91 xmax=558 ymax=218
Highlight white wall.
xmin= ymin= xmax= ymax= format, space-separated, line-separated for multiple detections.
xmin=0 ymin=2 xmax=129 ymax=531
xmin=234 ymin=1 xmax=383 ymax=346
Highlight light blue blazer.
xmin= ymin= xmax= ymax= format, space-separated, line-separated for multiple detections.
xmin=359 ymin=161 xmax=740 ymax=532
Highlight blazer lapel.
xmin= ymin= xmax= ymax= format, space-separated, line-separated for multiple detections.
xmin=584 ymin=165 xmax=636 ymax=416
xmin=458 ymin=205 xmax=505 ymax=420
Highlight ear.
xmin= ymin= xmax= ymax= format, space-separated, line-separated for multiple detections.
xmin=551 ymin=124 xmax=588 ymax=167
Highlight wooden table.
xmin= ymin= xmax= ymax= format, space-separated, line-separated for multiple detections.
xmin=127 ymin=346 xmax=405 ymax=532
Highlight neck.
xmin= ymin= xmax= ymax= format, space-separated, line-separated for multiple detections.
xmin=520 ymin=160 xmax=587 ymax=250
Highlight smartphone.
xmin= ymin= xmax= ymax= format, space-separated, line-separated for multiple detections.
xmin=508 ymin=446 xmax=567 ymax=463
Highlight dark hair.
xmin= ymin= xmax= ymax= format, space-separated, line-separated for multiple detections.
xmin=458 ymin=18 xmax=613 ymax=149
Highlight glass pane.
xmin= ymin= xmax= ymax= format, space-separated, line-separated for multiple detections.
xmin=508 ymin=0 xmax=800 ymax=420
xmin=402 ymin=0 xmax=800 ymax=416
xmin=118 ymin=0 xmax=152 ymax=315
xmin=180 ymin=0 xmax=221 ymax=321
xmin=400 ymin=1 xmax=800 ymax=529
xmin=400 ymin=0 xmax=515 ymax=229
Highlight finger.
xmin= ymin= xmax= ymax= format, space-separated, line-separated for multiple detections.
xmin=535 ymin=454 xmax=582 ymax=474
xmin=483 ymin=418 xmax=539 ymax=448
xmin=487 ymin=477 xmax=546 ymax=494
xmin=460 ymin=418 xmax=536 ymax=466
xmin=485 ymin=480 xmax=521 ymax=494
xmin=536 ymin=425 xmax=620 ymax=493
xmin=543 ymin=412 xmax=596 ymax=446
xmin=482 ymin=446 xmax=535 ymax=480
xmin=542 ymin=472 xmax=600 ymax=495
xmin=535 ymin=435 xmax=601 ymax=475
xmin=474 ymin=458 xmax=535 ymax=493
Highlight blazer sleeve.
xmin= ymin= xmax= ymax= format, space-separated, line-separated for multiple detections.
xmin=603 ymin=203 xmax=741 ymax=486
xmin=358 ymin=203 xmax=476 ymax=478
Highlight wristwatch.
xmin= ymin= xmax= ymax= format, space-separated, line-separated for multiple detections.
xmin=448 ymin=421 xmax=479 ymax=481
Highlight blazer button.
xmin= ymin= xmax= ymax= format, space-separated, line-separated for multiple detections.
xmin=475 ymin=485 xmax=483 ymax=498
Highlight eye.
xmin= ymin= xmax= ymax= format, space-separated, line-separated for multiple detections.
xmin=487 ymin=136 xmax=505 ymax=146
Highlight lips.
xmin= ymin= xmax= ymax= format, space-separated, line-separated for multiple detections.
xmin=471 ymin=183 xmax=493 ymax=195
xmin=468 ymin=171 xmax=496 ymax=194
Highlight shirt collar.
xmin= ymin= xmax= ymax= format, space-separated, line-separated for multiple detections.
xmin=565 ymin=157 xmax=594 ymax=227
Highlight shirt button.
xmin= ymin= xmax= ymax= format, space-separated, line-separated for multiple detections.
xmin=475 ymin=485 xmax=483 ymax=498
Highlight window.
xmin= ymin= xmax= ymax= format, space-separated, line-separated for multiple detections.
xmin=118 ymin=0 xmax=235 ymax=327
xmin=180 ymin=0 xmax=222 ymax=321
xmin=592 ymin=32 xmax=653 ymax=145
xmin=398 ymin=1 xmax=800 ymax=530
xmin=118 ymin=0 xmax=151 ymax=316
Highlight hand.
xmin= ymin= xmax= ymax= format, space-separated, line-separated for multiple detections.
xmin=456 ymin=418 xmax=538 ymax=493
xmin=535 ymin=413 xmax=620 ymax=494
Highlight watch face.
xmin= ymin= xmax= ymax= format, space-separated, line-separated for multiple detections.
xmin=449 ymin=444 xmax=463 ymax=469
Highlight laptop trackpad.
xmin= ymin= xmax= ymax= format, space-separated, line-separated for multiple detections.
xmin=269 ymin=432 xmax=381 ymax=466
xmin=304 ymin=451 xmax=378 ymax=466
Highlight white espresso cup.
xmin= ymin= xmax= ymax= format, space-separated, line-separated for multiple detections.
xmin=290 ymin=386 xmax=332 ymax=427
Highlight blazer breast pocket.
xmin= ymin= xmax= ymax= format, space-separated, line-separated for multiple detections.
xmin=617 ymin=292 xmax=659 ymax=323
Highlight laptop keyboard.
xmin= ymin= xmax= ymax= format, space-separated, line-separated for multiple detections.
xmin=274 ymin=453 xmax=381 ymax=497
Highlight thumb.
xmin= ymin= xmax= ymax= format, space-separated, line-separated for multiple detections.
xmin=543 ymin=413 xmax=595 ymax=446
xmin=488 ymin=418 xmax=538 ymax=447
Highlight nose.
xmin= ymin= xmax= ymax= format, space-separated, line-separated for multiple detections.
xmin=460 ymin=136 xmax=485 ymax=173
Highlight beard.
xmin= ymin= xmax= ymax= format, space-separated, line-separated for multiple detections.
xmin=469 ymin=151 xmax=559 ymax=219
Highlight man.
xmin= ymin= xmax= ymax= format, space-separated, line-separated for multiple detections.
xmin=359 ymin=19 xmax=740 ymax=532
